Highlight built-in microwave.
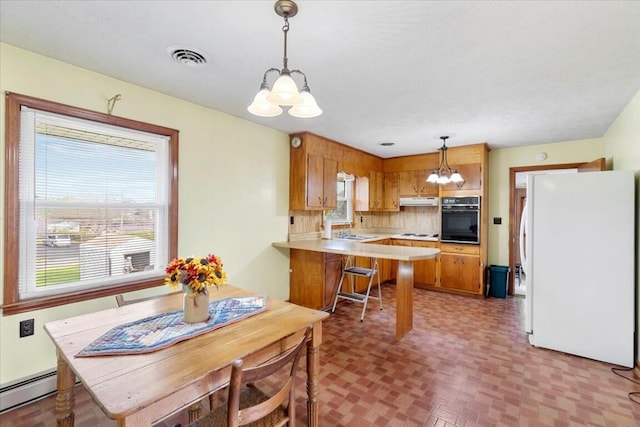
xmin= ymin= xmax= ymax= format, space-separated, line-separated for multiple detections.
xmin=440 ymin=196 xmax=480 ymax=244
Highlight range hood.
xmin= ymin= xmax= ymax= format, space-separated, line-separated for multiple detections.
xmin=399 ymin=197 xmax=439 ymax=207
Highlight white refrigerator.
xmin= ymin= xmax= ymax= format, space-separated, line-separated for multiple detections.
xmin=521 ymin=170 xmax=635 ymax=367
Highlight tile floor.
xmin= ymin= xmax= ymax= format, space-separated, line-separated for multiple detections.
xmin=1 ymin=285 xmax=639 ymax=426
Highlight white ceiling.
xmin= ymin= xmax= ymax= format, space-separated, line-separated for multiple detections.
xmin=1 ymin=1 xmax=639 ymax=157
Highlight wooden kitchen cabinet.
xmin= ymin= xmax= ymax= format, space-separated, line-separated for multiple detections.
xmin=398 ymin=170 xmax=438 ymax=197
xmin=439 ymin=243 xmax=481 ymax=295
xmin=369 ymin=239 xmax=393 ymax=283
xmin=390 ymin=239 xmax=438 ymax=289
xmin=365 ymin=171 xmax=399 ymax=211
xmin=289 ymin=249 xmax=342 ymax=310
xmin=412 ymin=240 xmax=438 ymax=287
xmin=289 ymin=132 xmax=340 ymax=211
xmin=441 ymin=163 xmax=482 ymax=192
xmin=307 ymin=153 xmax=338 ymax=209
xmin=383 ymin=172 xmax=399 ymax=211
xmin=369 ymin=171 xmax=384 ymax=210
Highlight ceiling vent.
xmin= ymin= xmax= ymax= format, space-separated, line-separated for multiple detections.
xmin=166 ymin=45 xmax=208 ymax=67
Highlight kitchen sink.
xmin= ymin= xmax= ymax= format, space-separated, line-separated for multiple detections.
xmin=336 ymin=234 xmax=377 ymax=241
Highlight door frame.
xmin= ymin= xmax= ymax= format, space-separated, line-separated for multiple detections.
xmin=508 ymin=159 xmax=606 ymax=295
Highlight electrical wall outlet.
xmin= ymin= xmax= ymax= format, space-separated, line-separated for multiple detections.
xmin=19 ymin=319 xmax=35 ymax=337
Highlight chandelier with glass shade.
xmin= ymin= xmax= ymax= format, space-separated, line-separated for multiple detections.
xmin=247 ymin=0 xmax=322 ymax=118
xmin=427 ymin=136 xmax=464 ymax=185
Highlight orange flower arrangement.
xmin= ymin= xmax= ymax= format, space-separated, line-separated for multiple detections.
xmin=164 ymin=254 xmax=227 ymax=295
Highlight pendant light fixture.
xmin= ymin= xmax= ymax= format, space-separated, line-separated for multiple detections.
xmin=427 ymin=136 xmax=464 ymax=185
xmin=248 ymin=0 xmax=322 ymax=118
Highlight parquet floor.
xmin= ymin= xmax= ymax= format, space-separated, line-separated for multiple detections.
xmin=2 ymin=285 xmax=639 ymax=426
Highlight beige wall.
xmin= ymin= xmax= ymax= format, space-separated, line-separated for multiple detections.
xmin=0 ymin=44 xmax=291 ymax=384
xmin=487 ymin=138 xmax=605 ymax=265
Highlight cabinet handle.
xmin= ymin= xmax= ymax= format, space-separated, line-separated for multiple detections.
xmin=323 ymin=197 xmax=328 ymax=206
xmin=413 ymin=185 xmax=418 ymax=193
xmin=318 ymin=196 xmax=323 ymax=205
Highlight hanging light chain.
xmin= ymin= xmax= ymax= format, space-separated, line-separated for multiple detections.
xmin=281 ymin=15 xmax=290 ymax=71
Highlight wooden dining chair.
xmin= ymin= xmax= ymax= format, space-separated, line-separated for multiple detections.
xmin=187 ymin=324 xmax=313 ymax=427
xmin=114 ymin=290 xmax=182 ymax=307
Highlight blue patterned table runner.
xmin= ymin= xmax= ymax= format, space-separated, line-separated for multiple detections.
xmin=76 ymin=295 xmax=268 ymax=357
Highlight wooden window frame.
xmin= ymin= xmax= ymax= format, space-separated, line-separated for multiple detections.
xmin=2 ymin=92 xmax=179 ymax=315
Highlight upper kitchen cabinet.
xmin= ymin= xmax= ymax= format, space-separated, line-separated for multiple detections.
xmin=290 ymin=132 xmax=382 ymax=212
xmin=307 ymin=154 xmax=338 ymax=209
xmin=383 ymin=172 xmax=399 ymax=211
xmin=440 ymin=163 xmax=482 ymax=192
xmin=440 ymin=143 xmax=489 ymax=197
xmin=384 ymin=152 xmax=439 ymax=196
xmin=369 ymin=171 xmax=384 ymax=210
xmin=367 ymin=171 xmax=399 ymax=211
xmin=398 ymin=170 xmax=438 ymax=197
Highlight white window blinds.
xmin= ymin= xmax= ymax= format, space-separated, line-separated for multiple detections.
xmin=18 ymin=107 xmax=171 ymax=299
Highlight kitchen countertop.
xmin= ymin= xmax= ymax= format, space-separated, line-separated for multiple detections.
xmin=272 ymin=236 xmax=440 ymax=341
xmin=272 ymin=238 xmax=439 ymax=261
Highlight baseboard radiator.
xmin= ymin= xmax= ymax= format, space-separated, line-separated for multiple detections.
xmin=0 ymin=370 xmax=76 ymax=414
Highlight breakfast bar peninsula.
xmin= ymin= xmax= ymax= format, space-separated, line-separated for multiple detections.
xmin=272 ymin=239 xmax=440 ymax=340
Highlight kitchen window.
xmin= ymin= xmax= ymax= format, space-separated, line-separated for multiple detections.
xmin=3 ymin=93 xmax=178 ymax=315
xmin=323 ymin=172 xmax=354 ymax=225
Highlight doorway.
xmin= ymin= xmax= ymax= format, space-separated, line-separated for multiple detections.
xmin=508 ymin=158 xmax=606 ymax=295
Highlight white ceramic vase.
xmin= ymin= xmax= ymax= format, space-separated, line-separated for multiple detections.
xmin=183 ymin=289 xmax=210 ymax=323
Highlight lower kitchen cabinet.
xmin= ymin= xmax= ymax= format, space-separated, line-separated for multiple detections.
xmin=439 ymin=243 xmax=481 ymax=295
xmin=367 ymin=239 xmax=392 ymax=284
xmin=391 ymin=239 xmax=438 ymax=289
xmin=412 ymin=241 xmax=438 ymax=287
xmin=289 ymin=249 xmax=342 ymax=311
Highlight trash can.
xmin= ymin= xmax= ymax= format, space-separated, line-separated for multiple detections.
xmin=488 ymin=265 xmax=510 ymax=298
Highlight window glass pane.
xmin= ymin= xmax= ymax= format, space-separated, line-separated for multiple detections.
xmin=20 ymin=108 xmax=169 ymax=299
xmin=324 ymin=174 xmax=353 ymax=224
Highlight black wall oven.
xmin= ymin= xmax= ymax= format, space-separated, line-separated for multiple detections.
xmin=440 ymin=196 xmax=480 ymax=244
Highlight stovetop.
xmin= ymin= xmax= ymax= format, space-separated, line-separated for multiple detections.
xmin=391 ymin=232 xmax=439 ymax=241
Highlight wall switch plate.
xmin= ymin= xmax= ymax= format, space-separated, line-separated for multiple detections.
xmin=493 ymin=217 xmax=502 ymax=225
xmin=20 ymin=319 xmax=35 ymax=337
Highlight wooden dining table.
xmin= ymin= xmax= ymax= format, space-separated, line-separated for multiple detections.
xmin=44 ymin=285 xmax=330 ymax=427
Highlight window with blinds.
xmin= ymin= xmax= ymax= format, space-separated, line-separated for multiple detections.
xmin=18 ymin=107 xmax=171 ymax=299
